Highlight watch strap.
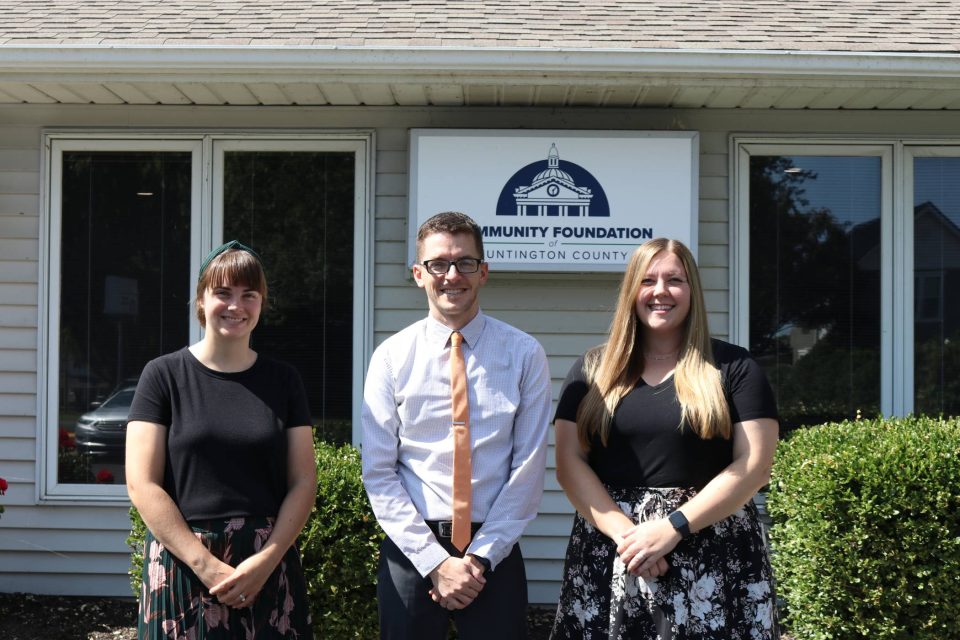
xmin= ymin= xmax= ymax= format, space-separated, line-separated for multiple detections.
xmin=668 ymin=510 xmax=692 ymax=539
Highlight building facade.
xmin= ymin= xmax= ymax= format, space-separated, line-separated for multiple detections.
xmin=1 ymin=1 xmax=959 ymax=602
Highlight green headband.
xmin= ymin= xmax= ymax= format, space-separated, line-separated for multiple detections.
xmin=198 ymin=240 xmax=261 ymax=281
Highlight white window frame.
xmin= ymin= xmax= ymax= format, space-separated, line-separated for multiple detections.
xmin=38 ymin=131 xmax=374 ymax=501
xmin=731 ymin=139 xmax=896 ymax=418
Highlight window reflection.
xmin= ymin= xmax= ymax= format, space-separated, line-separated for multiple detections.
xmin=59 ymin=152 xmax=191 ymax=484
xmin=913 ymin=157 xmax=960 ymax=417
xmin=749 ymin=156 xmax=882 ymax=430
xmin=223 ymin=152 xmax=355 ymax=439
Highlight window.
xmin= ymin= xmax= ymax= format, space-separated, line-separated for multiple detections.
xmin=736 ymin=141 xmax=960 ymax=428
xmin=914 ymin=273 xmax=942 ymax=324
xmin=55 ymin=147 xmax=192 ymax=488
xmin=908 ymin=152 xmax=960 ymax=417
xmin=219 ymin=145 xmax=357 ymax=429
xmin=42 ymin=134 xmax=372 ymax=499
xmin=744 ymin=152 xmax=884 ymax=429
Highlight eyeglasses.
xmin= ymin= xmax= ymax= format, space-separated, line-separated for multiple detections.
xmin=421 ymin=258 xmax=483 ymax=275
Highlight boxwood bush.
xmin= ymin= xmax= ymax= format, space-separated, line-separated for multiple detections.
xmin=303 ymin=440 xmax=382 ymax=638
xmin=767 ymin=416 xmax=960 ymax=639
xmin=127 ymin=504 xmax=147 ymax=595
xmin=128 ymin=436 xmax=383 ymax=638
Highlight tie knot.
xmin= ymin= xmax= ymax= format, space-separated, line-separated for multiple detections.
xmin=450 ymin=331 xmax=463 ymax=348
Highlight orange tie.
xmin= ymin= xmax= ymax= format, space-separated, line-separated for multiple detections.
xmin=449 ymin=331 xmax=472 ymax=552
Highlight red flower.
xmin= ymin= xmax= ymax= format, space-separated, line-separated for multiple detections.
xmin=0 ymin=476 xmax=7 ymax=493
xmin=96 ymin=469 xmax=114 ymax=484
xmin=59 ymin=428 xmax=76 ymax=449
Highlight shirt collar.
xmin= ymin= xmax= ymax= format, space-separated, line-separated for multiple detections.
xmin=425 ymin=311 xmax=486 ymax=349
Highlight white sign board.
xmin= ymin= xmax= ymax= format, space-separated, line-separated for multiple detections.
xmin=103 ymin=275 xmax=138 ymax=316
xmin=408 ymin=129 xmax=698 ymax=272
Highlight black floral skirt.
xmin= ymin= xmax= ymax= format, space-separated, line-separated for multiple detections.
xmin=138 ymin=516 xmax=313 ymax=639
xmin=550 ymin=487 xmax=779 ymax=640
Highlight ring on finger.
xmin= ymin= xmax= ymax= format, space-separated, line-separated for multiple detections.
xmin=239 ymin=594 xmax=246 ymax=603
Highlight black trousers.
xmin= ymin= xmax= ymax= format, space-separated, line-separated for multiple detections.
xmin=376 ymin=535 xmax=528 ymax=640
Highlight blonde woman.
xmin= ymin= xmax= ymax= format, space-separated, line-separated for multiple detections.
xmin=550 ymin=239 xmax=780 ymax=639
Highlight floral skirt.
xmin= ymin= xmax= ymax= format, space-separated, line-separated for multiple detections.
xmin=139 ymin=516 xmax=313 ymax=639
xmin=550 ymin=487 xmax=779 ymax=640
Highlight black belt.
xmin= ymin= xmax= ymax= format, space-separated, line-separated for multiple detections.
xmin=425 ymin=520 xmax=483 ymax=540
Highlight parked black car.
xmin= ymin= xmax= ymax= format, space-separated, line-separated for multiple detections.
xmin=74 ymin=383 xmax=138 ymax=461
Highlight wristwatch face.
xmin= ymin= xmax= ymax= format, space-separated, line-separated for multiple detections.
xmin=668 ymin=511 xmax=690 ymax=537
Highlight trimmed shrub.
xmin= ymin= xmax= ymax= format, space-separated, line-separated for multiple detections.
xmin=767 ymin=416 xmax=960 ymax=639
xmin=127 ymin=505 xmax=147 ymax=595
xmin=128 ymin=436 xmax=383 ymax=638
xmin=302 ymin=440 xmax=382 ymax=638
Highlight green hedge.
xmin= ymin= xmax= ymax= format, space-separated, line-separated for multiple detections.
xmin=127 ymin=505 xmax=148 ymax=596
xmin=303 ymin=441 xmax=382 ymax=638
xmin=128 ymin=437 xmax=383 ymax=638
xmin=767 ymin=416 xmax=960 ymax=639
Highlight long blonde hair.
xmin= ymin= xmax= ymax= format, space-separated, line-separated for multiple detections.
xmin=576 ymin=238 xmax=731 ymax=448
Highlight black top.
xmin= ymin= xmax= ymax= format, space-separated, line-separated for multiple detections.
xmin=127 ymin=347 xmax=312 ymax=521
xmin=554 ymin=339 xmax=777 ymax=490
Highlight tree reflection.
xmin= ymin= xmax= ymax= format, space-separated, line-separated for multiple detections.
xmin=749 ymin=156 xmax=881 ymax=430
xmin=223 ymin=151 xmax=355 ymax=424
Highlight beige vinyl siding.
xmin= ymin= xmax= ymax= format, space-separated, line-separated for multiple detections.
xmin=0 ymin=122 xmax=43 ymax=592
xmin=0 ymin=507 xmax=133 ymax=595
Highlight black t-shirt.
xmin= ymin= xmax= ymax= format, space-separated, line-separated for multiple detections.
xmin=127 ymin=347 xmax=312 ymax=521
xmin=554 ymin=339 xmax=778 ymax=490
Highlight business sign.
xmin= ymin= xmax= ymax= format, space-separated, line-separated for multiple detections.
xmin=408 ymin=129 xmax=698 ymax=272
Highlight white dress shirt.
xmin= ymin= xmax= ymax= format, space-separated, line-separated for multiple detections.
xmin=361 ymin=311 xmax=552 ymax=576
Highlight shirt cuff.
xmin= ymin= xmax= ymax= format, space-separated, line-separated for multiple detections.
xmin=409 ymin=541 xmax=452 ymax=578
xmin=471 ymin=554 xmax=492 ymax=573
xmin=467 ymin=533 xmax=505 ymax=570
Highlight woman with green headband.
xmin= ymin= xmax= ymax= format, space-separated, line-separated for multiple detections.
xmin=126 ymin=241 xmax=316 ymax=639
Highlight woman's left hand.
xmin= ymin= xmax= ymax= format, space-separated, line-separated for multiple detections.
xmin=616 ymin=518 xmax=682 ymax=578
xmin=209 ymin=553 xmax=274 ymax=609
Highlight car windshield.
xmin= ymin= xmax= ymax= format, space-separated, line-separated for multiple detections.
xmin=100 ymin=388 xmax=136 ymax=410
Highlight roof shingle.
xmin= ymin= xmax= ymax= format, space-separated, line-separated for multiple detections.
xmin=1 ymin=0 xmax=959 ymax=53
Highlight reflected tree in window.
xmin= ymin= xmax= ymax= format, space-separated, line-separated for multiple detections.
xmin=223 ymin=152 xmax=355 ymax=439
xmin=749 ymin=156 xmax=881 ymax=430
xmin=913 ymin=157 xmax=960 ymax=417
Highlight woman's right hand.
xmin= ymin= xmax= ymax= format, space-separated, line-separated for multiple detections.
xmin=128 ymin=422 xmax=251 ymax=608
xmin=556 ymin=417 xmax=672 ymax=580
xmin=615 ymin=520 xmax=675 ymax=579
xmin=197 ymin=556 xmax=235 ymax=591
xmin=198 ymin=556 xmax=257 ymax=608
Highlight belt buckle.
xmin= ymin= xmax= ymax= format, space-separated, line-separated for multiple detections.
xmin=438 ymin=521 xmax=453 ymax=538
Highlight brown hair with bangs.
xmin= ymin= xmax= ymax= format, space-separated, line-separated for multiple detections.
xmin=195 ymin=248 xmax=268 ymax=327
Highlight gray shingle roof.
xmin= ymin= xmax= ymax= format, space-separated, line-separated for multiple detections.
xmin=1 ymin=0 xmax=959 ymax=53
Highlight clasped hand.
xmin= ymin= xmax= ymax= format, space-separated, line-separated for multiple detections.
xmin=615 ymin=518 xmax=681 ymax=580
xmin=428 ymin=555 xmax=487 ymax=610
xmin=204 ymin=553 xmax=272 ymax=609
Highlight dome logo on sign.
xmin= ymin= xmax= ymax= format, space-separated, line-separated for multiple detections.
xmin=496 ymin=144 xmax=610 ymax=217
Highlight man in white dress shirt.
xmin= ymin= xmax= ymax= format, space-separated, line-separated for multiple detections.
xmin=362 ymin=211 xmax=552 ymax=639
